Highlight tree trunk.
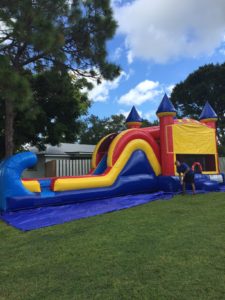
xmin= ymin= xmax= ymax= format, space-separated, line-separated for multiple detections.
xmin=5 ymin=98 xmax=15 ymax=158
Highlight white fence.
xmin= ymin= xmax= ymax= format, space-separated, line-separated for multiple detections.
xmin=56 ymin=158 xmax=92 ymax=176
xmin=55 ymin=157 xmax=225 ymax=176
xmin=219 ymin=157 xmax=225 ymax=173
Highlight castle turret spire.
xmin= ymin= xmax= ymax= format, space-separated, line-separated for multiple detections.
xmin=199 ymin=101 xmax=217 ymax=129
xmin=156 ymin=94 xmax=176 ymax=117
xmin=126 ymin=106 xmax=142 ymax=129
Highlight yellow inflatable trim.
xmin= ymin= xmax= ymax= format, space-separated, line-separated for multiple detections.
xmin=22 ymin=180 xmax=41 ymax=193
xmin=107 ymin=129 xmax=130 ymax=167
xmin=53 ymin=139 xmax=161 ymax=192
xmin=126 ymin=121 xmax=141 ymax=126
xmin=201 ymin=118 xmax=218 ymax=122
xmin=157 ymin=112 xmax=176 ymax=118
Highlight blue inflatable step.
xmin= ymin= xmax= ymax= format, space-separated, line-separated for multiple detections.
xmin=202 ymin=181 xmax=219 ymax=192
xmin=39 ymin=179 xmax=55 ymax=196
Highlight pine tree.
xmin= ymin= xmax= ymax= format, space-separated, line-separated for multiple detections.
xmin=0 ymin=0 xmax=120 ymax=156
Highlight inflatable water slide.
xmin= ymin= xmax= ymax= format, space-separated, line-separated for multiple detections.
xmin=0 ymin=95 xmax=224 ymax=213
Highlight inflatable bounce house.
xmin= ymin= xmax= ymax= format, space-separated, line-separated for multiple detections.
xmin=0 ymin=94 xmax=224 ymax=215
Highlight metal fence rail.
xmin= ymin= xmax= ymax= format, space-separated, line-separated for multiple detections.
xmin=52 ymin=157 xmax=225 ymax=177
xmin=219 ymin=157 xmax=225 ymax=173
xmin=56 ymin=158 xmax=92 ymax=176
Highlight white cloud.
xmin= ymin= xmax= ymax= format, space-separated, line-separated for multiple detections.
xmin=219 ymin=49 xmax=225 ymax=56
xmin=114 ymin=0 xmax=225 ymax=63
xmin=143 ymin=111 xmax=157 ymax=121
xmin=166 ymin=84 xmax=175 ymax=96
xmin=87 ymin=71 xmax=128 ymax=102
xmin=118 ymin=80 xmax=162 ymax=105
xmin=113 ymin=47 xmax=123 ymax=60
xmin=127 ymin=50 xmax=134 ymax=64
xmin=0 ymin=21 xmax=12 ymax=43
xmin=118 ymin=109 xmax=129 ymax=118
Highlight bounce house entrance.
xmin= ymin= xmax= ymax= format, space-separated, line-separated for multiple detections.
xmin=176 ymin=154 xmax=216 ymax=173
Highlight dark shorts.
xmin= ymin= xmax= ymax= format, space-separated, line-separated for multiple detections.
xmin=183 ymin=172 xmax=195 ymax=184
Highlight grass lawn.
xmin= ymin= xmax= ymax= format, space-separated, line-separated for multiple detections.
xmin=0 ymin=192 xmax=225 ymax=300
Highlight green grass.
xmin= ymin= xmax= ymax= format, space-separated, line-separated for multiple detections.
xmin=0 ymin=193 xmax=225 ymax=300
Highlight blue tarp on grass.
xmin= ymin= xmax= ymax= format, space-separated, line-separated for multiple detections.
xmin=1 ymin=188 xmax=224 ymax=231
xmin=1 ymin=192 xmax=173 ymax=231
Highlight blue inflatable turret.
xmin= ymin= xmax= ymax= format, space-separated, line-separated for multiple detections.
xmin=199 ymin=101 xmax=217 ymax=129
xmin=199 ymin=101 xmax=217 ymax=120
xmin=156 ymin=94 xmax=176 ymax=117
xmin=126 ymin=106 xmax=142 ymax=129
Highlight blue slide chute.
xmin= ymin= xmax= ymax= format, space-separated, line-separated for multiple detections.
xmin=0 ymin=152 xmax=37 ymax=211
xmin=93 ymin=154 xmax=108 ymax=175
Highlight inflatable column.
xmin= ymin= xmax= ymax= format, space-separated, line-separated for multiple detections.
xmin=156 ymin=94 xmax=177 ymax=176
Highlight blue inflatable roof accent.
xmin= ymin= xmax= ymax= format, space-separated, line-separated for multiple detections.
xmin=156 ymin=94 xmax=176 ymax=115
xmin=126 ymin=106 xmax=142 ymax=123
xmin=199 ymin=101 xmax=217 ymax=120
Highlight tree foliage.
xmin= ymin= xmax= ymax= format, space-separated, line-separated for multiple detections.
xmin=0 ymin=0 xmax=120 ymax=156
xmin=79 ymin=114 xmax=159 ymax=145
xmin=170 ymin=63 xmax=225 ymax=155
xmin=142 ymin=119 xmax=159 ymax=128
xmin=0 ymin=69 xmax=90 ymax=158
xmin=79 ymin=114 xmax=126 ymax=145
